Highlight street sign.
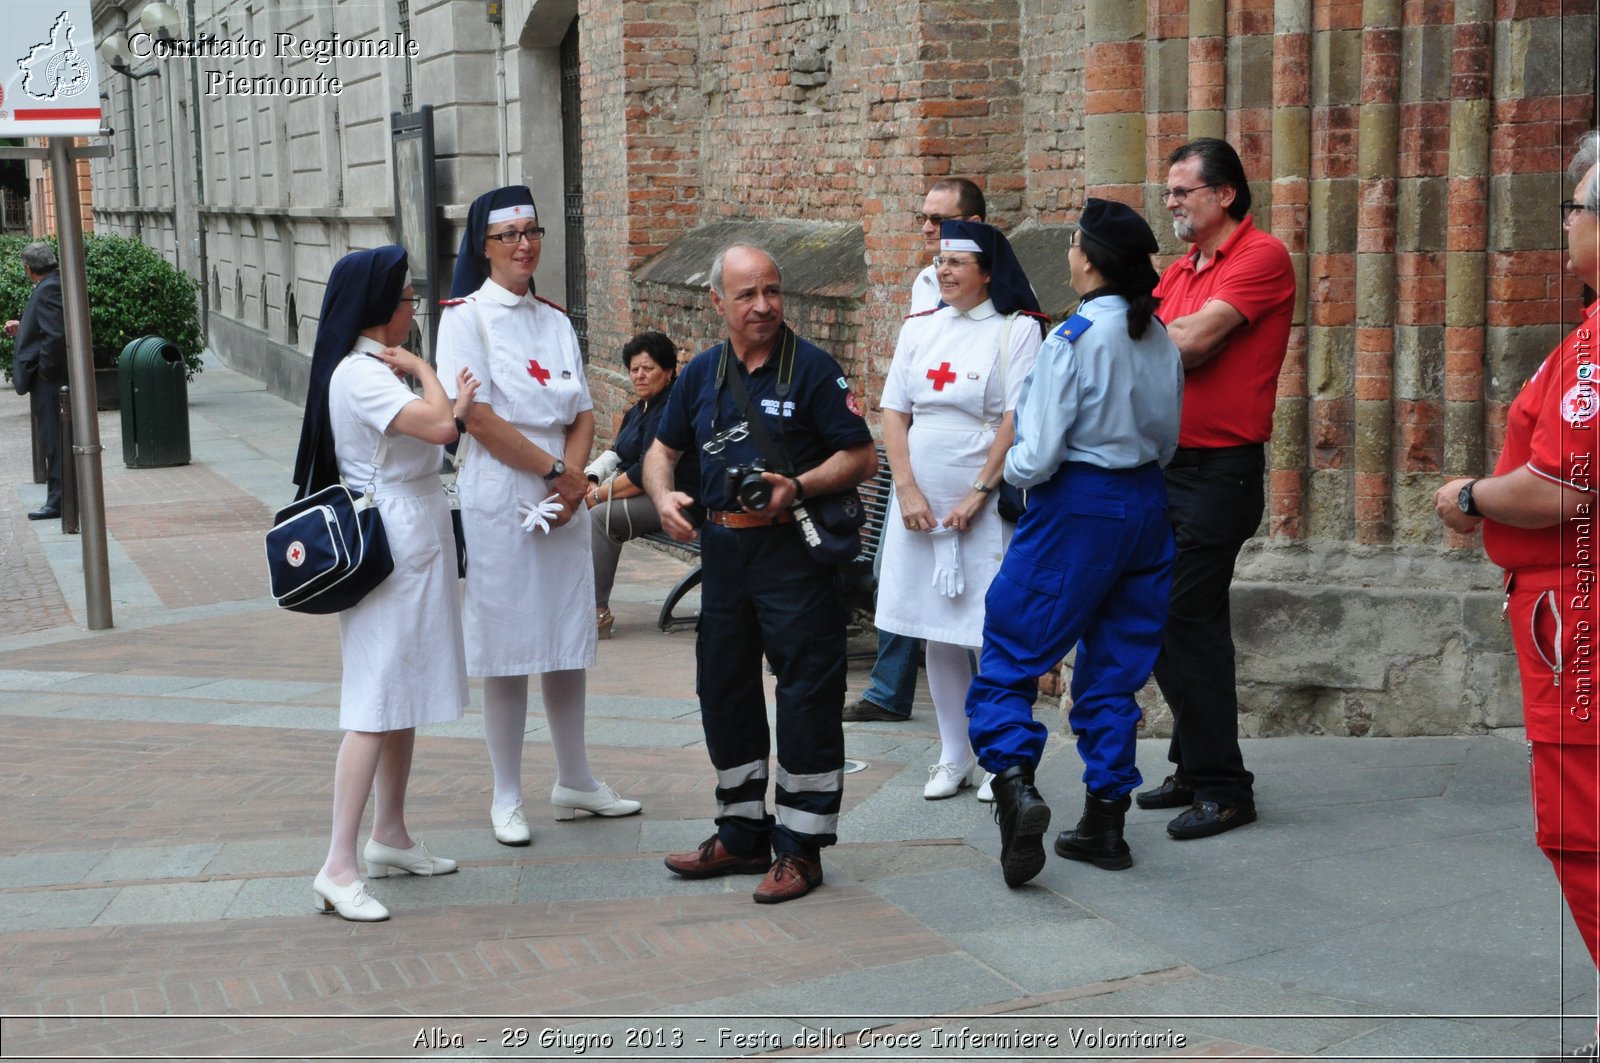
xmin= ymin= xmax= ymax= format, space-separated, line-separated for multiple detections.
xmin=0 ymin=1 xmax=103 ymax=137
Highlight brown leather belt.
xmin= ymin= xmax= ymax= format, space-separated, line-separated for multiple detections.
xmin=706 ymin=508 xmax=794 ymax=529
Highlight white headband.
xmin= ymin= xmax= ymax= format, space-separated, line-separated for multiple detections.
xmin=487 ymin=204 xmax=536 ymax=225
xmin=940 ymin=238 xmax=981 ymax=253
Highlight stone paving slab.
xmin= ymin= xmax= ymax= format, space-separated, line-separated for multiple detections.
xmin=0 ymin=359 xmax=1594 ymax=1058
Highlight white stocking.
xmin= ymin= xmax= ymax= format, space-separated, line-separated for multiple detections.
xmin=925 ymin=640 xmax=977 ymax=767
xmin=542 ymin=668 xmax=597 ymax=792
xmin=483 ymin=674 xmax=529 ymax=811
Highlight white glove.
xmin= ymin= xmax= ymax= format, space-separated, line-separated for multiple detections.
xmin=929 ymin=526 xmax=964 ymax=599
xmin=516 ymin=493 xmax=565 ymax=535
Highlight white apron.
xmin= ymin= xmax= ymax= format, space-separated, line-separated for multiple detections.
xmin=329 ymin=345 xmax=469 ymax=732
xmin=875 ymin=301 xmax=1039 ymax=647
xmin=437 ymin=280 xmax=597 ymax=676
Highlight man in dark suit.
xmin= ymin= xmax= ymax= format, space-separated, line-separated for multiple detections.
xmin=5 ymin=243 xmax=67 ymax=520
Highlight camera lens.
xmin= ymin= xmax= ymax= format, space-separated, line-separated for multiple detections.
xmin=737 ymin=474 xmax=773 ymax=511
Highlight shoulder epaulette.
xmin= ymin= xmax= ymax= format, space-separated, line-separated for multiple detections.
xmin=1019 ymin=309 xmax=1051 ymax=323
xmin=438 ymin=296 xmax=470 ymax=307
xmin=1052 ymin=312 xmax=1094 ymax=342
xmin=903 ymin=307 xmax=940 ymax=321
xmin=535 ymin=295 xmax=569 ymax=315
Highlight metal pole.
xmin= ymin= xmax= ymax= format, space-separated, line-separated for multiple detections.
xmin=47 ymin=137 xmax=113 ymax=629
xmin=57 ymin=384 xmax=78 ymax=536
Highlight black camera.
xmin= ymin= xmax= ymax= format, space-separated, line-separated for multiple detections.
xmin=724 ymin=461 xmax=772 ymax=511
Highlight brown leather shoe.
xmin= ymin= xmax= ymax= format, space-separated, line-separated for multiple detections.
xmin=752 ymin=852 xmax=824 ymax=904
xmin=664 ymin=834 xmax=771 ymax=879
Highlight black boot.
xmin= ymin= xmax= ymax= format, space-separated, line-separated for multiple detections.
xmin=1054 ymin=789 xmax=1133 ymax=870
xmin=991 ymin=764 xmax=1051 ymax=887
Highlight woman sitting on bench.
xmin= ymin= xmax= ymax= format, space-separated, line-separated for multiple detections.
xmin=587 ymin=331 xmax=701 ymax=638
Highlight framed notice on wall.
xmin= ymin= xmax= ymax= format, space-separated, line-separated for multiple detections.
xmin=0 ymin=1 xmax=103 ymax=137
xmin=390 ymin=106 xmax=439 ymax=362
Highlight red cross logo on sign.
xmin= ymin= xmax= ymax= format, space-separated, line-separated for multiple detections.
xmin=286 ymin=541 xmax=306 ymax=568
xmin=527 ymin=360 xmax=550 ymax=385
xmin=926 ymin=362 xmax=957 ymax=391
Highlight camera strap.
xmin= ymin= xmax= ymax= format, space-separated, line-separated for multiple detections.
xmin=715 ymin=328 xmax=797 ymax=476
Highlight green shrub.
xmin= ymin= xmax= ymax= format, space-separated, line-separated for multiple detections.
xmin=0 ymin=233 xmax=203 ymax=382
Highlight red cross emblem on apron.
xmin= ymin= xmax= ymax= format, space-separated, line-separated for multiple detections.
xmin=527 ymin=360 xmax=551 ymax=385
xmin=926 ymin=362 xmax=957 ymax=391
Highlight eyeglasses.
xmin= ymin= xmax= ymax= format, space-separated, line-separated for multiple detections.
xmin=932 ymin=254 xmax=979 ymax=270
xmin=487 ymin=226 xmax=546 ymax=245
xmin=402 ymin=294 xmax=423 ymax=309
xmin=701 ymin=422 xmax=750 ymax=455
xmin=916 ymin=212 xmax=956 ymax=227
xmin=1561 ymin=200 xmax=1589 ymax=224
xmin=1160 ymin=182 xmax=1220 ymax=204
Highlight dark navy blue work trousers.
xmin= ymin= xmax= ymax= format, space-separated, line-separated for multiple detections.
xmin=697 ymin=522 xmax=847 ymax=858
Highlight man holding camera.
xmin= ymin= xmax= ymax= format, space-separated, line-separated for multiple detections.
xmin=645 ymin=243 xmax=876 ymax=904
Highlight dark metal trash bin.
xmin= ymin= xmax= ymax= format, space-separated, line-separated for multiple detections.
xmin=118 ymin=335 xmax=191 ymax=468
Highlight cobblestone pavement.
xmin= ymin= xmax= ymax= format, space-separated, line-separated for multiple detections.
xmin=0 ymin=357 xmax=1594 ymax=1060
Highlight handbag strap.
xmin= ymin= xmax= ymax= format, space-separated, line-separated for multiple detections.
xmin=996 ymin=311 xmax=1016 ymax=398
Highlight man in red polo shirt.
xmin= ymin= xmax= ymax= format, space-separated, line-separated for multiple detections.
xmin=1436 ymin=131 xmax=1600 ymax=986
xmin=1136 ymin=138 xmax=1295 ymax=839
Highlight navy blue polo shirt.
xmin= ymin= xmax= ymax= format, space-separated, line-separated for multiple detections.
xmin=655 ymin=326 xmax=872 ymax=511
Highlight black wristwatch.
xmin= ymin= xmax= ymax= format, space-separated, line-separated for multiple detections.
xmin=1458 ymin=479 xmax=1482 ymax=518
xmin=790 ymin=476 xmax=806 ymax=504
xmin=454 ymin=416 xmax=467 ymax=436
xmin=545 ymin=458 xmax=567 ymax=480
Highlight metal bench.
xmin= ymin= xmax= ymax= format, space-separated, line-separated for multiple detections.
xmin=644 ymin=443 xmax=893 ymax=632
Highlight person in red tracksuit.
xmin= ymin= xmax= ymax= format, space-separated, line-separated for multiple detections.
xmin=1437 ymin=132 xmax=1600 ymax=989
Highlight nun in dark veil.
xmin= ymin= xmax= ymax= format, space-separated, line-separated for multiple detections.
xmin=435 ymin=186 xmax=641 ymax=850
xmin=874 ymin=220 xmax=1049 ymax=805
xmin=298 ymin=244 xmax=479 ymax=922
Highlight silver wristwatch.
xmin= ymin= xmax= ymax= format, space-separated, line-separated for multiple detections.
xmin=972 ymin=479 xmax=992 ymax=494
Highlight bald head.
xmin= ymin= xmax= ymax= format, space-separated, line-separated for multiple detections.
xmin=709 ymin=244 xmax=784 ymax=357
xmin=709 ymin=244 xmax=782 ymax=297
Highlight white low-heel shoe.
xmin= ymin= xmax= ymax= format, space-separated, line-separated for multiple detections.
xmin=976 ymin=771 xmax=996 ymax=803
xmin=491 ymin=800 xmax=532 ymax=846
xmin=924 ymin=758 xmax=984 ymax=800
xmin=551 ymin=780 xmax=642 ymax=821
xmin=363 ymin=837 xmax=457 ymax=878
xmin=312 ymin=870 xmax=390 ymax=922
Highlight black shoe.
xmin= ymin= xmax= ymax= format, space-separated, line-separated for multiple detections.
xmin=27 ymin=507 xmax=60 ymax=521
xmin=1054 ymin=790 xmax=1133 ymax=870
xmin=991 ymin=765 xmax=1051 ymax=887
xmin=1135 ymin=773 xmax=1194 ymax=810
xmin=842 ymin=698 xmax=909 ymax=723
xmin=1166 ymin=800 xmax=1256 ymax=840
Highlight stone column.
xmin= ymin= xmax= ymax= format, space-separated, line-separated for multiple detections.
xmin=1353 ymin=1 xmax=1401 ymax=544
xmin=1442 ymin=0 xmax=1492 ymax=552
xmin=1269 ymin=0 xmax=1312 ymax=539
xmin=1084 ymin=0 xmax=1146 ymax=206
xmin=1187 ymin=0 xmax=1225 ymax=142
xmin=1305 ymin=6 xmax=1363 ymax=539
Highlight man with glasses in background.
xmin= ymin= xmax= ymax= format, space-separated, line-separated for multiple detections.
xmin=845 ymin=178 xmax=987 ymax=729
xmin=1136 ymin=137 xmax=1295 ymax=840
xmin=647 ymin=244 xmax=876 ymax=904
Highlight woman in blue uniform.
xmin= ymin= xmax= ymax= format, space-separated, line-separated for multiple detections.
xmin=966 ymin=199 xmax=1185 ymax=888
xmin=586 ymin=331 xmax=699 ymax=639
